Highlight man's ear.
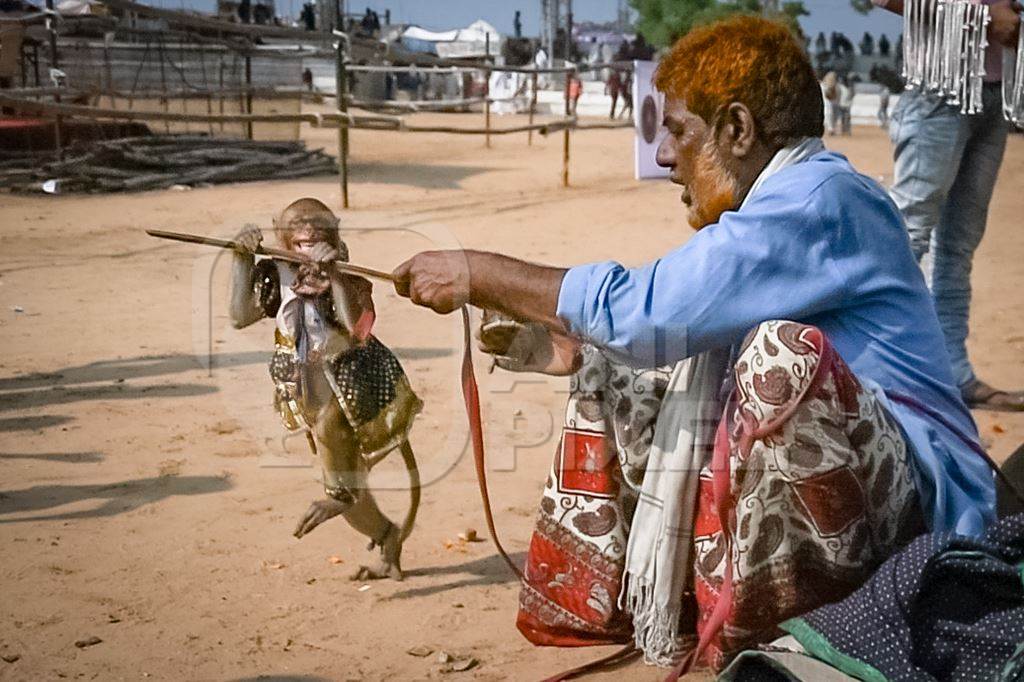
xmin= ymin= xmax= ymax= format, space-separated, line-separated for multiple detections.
xmin=718 ymin=102 xmax=758 ymax=159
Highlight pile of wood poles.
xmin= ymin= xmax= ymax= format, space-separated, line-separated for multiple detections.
xmin=0 ymin=135 xmax=337 ymax=193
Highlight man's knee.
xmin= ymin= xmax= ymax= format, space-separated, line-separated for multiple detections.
xmin=737 ymin=320 xmax=823 ymax=366
xmin=735 ymin=320 xmax=825 ymax=410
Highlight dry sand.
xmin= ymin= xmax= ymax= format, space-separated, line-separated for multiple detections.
xmin=1 ymin=115 xmax=1022 ymax=681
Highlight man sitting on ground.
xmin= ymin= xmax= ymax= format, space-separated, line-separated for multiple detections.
xmin=392 ymin=16 xmax=996 ymax=669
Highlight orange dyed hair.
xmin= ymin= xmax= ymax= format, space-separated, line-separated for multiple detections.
xmin=655 ymin=15 xmax=823 ymax=149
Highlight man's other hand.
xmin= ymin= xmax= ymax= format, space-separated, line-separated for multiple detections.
xmin=392 ymin=250 xmax=471 ymax=314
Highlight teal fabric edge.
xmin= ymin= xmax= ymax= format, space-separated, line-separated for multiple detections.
xmin=780 ymin=617 xmax=889 ymax=682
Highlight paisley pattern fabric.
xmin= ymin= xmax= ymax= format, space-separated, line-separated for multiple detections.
xmin=693 ymin=320 xmax=925 ymax=671
xmin=517 ymin=344 xmax=671 ymax=646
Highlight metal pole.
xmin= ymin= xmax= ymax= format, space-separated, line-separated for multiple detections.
xmin=566 ymin=1 xmax=573 ymax=62
xmin=103 ymin=32 xmax=114 ymax=108
xmin=218 ymin=51 xmax=225 ymax=134
xmin=335 ymin=35 xmax=349 ymax=208
xmin=548 ymin=0 xmax=557 ymax=67
xmin=244 ymin=53 xmax=253 ymax=139
xmin=158 ymin=39 xmax=170 ymax=134
xmin=527 ymin=70 xmax=537 ymax=145
xmin=484 ymin=32 xmax=491 ymax=148
xmin=44 ymin=0 xmax=62 ymax=159
xmin=562 ymin=68 xmax=571 ymax=187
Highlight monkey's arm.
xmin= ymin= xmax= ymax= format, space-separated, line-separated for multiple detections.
xmin=329 ymin=273 xmax=375 ymax=342
xmin=229 ymin=251 xmax=266 ymax=329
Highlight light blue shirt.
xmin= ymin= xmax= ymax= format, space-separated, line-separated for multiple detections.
xmin=557 ymin=150 xmax=995 ymax=535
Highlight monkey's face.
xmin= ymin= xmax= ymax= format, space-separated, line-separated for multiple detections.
xmin=277 ymin=207 xmax=340 ymax=255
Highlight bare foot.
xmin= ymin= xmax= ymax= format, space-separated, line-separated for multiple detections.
xmin=349 ymin=523 xmax=403 ymax=581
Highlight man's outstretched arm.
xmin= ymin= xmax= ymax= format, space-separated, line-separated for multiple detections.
xmin=391 ymin=250 xmax=569 ymax=333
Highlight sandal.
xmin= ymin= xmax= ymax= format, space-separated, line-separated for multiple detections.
xmin=962 ymin=379 xmax=1024 ymax=412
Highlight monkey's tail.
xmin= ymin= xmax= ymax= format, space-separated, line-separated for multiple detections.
xmin=398 ymin=440 xmax=420 ymax=543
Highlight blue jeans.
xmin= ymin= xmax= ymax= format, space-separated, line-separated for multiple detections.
xmin=888 ymin=84 xmax=1009 ymax=390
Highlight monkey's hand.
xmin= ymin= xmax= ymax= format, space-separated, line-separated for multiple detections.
xmin=308 ymin=242 xmax=339 ymax=266
xmin=234 ymin=223 xmax=263 ymax=255
xmin=293 ymin=498 xmax=347 ymax=538
xmin=291 ymin=243 xmax=339 ymax=297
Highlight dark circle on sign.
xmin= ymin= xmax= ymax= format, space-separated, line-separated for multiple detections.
xmin=641 ymin=96 xmax=658 ymax=144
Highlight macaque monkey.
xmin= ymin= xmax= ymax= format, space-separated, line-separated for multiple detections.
xmin=230 ymin=197 xmax=422 ymax=580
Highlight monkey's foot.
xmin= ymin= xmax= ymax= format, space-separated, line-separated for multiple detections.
xmin=350 ymin=522 xmax=403 ymax=581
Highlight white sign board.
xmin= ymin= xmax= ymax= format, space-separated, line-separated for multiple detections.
xmin=633 ymin=60 xmax=670 ymax=180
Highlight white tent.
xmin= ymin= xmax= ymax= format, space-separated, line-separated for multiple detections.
xmin=55 ymin=0 xmax=100 ymax=15
xmin=400 ymin=19 xmax=503 ymax=59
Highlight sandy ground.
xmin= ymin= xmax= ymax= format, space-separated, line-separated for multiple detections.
xmin=1 ymin=114 xmax=1022 ymax=682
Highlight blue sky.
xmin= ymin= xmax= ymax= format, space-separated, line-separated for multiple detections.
xmin=158 ymin=0 xmax=906 ymax=43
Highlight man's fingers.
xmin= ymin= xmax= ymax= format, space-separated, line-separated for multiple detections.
xmin=391 ymin=259 xmax=412 ymax=297
xmin=494 ymin=355 xmax=526 ymax=372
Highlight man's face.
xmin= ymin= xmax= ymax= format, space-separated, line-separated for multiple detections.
xmin=655 ymin=97 xmax=740 ymax=229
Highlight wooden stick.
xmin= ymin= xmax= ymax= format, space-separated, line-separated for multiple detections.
xmin=528 ymin=71 xmax=538 ymax=146
xmin=0 ymin=94 xmax=582 ymax=135
xmin=145 ymin=229 xmax=396 ymax=281
xmin=484 ymin=33 xmax=491 ymax=149
xmin=244 ymin=54 xmax=254 ymax=140
xmin=562 ymin=69 xmax=572 ymax=188
xmin=336 ymin=37 xmax=350 ymax=209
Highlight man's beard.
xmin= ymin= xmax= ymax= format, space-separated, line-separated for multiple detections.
xmin=687 ymin=138 xmax=741 ymax=229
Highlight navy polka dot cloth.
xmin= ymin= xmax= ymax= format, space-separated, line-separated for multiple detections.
xmin=783 ymin=513 xmax=1024 ymax=681
xmin=328 ymin=336 xmax=405 ymax=428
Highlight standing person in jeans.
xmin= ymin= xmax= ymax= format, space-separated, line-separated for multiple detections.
xmin=875 ymin=0 xmax=1023 ymax=410
xmin=839 ymin=76 xmax=854 ymax=135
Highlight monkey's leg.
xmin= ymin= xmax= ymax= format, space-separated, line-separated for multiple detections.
xmin=310 ymin=400 xmax=404 ymax=581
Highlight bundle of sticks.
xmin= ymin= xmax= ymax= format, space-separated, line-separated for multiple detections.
xmin=0 ymin=136 xmax=337 ymax=194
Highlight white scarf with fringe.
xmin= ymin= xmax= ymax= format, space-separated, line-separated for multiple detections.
xmin=620 ymin=136 xmax=825 ymax=666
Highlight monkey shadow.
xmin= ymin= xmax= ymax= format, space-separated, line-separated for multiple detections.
xmin=385 ymin=551 xmax=527 ymax=601
xmin=229 ymin=671 xmax=331 ymax=675
xmin=0 ymin=351 xmax=269 ymax=391
xmin=0 ymin=451 xmax=103 ymax=463
xmin=0 ymin=415 xmax=74 ymax=432
xmin=0 ymin=382 xmax=219 ymax=412
xmin=0 ymin=474 xmax=232 ymax=524
xmin=0 ymin=351 xmax=271 ymax=414
xmin=346 ymin=161 xmax=494 ymax=190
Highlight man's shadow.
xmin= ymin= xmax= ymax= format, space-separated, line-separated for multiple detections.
xmin=384 ymin=551 xmax=527 ymax=601
xmin=0 ymin=474 xmax=232 ymax=524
